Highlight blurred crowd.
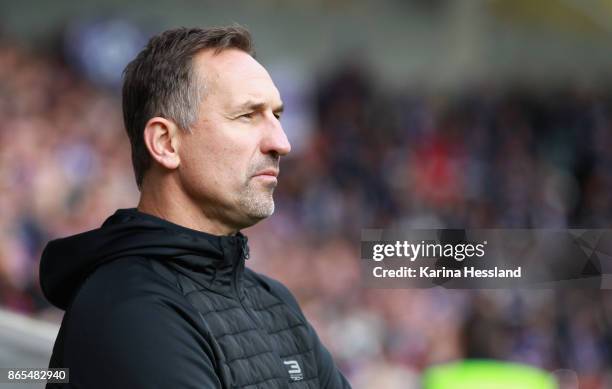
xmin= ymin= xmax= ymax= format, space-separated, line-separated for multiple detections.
xmin=1 ymin=40 xmax=611 ymax=388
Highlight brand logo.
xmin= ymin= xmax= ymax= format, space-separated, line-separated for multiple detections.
xmin=283 ymin=360 xmax=303 ymax=381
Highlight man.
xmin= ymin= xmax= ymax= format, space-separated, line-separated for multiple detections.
xmin=40 ymin=26 xmax=351 ymax=389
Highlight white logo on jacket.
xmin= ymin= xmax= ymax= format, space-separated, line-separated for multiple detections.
xmin=283 ymin=360 xmax=303 ymax=381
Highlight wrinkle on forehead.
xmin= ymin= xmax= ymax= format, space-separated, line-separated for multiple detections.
xmin=193 ymin=48 xmax=279 ymax=110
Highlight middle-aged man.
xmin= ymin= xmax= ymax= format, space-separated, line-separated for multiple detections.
xmin=40 ymin=26 xmax=352 ymax=388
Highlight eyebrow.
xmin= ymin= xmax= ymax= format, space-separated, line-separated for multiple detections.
xmin=235 ymin=100 xmax=284 ymax=114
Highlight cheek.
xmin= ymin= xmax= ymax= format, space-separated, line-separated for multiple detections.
xmin=215 ymin=138 xmax=255 ymax=181
xmin=221 ymin=148 xmax=251 ymax=186
xmin=185 ymin=143 xmax=248 ymax=191
xmin=179 ymin=141 xmax=218 ymax=189
xmin=180 ymin=126 xmax=256 ymax=190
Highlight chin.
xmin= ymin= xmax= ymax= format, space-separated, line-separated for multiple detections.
xmin=249 ymin=203 xmax=275 ymax=219
xmin=237 ymin=195 xmax=275 ymax=225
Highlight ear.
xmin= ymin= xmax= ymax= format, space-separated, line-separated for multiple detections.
xmin=143 ymin=117 xmax=181 ymax=170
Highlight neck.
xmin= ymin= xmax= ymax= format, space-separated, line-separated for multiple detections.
xmin=137 ymin=173 xmax=238 ymax=236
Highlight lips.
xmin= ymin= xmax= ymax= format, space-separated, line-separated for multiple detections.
xmin=253 ymin=169 xmax=279 ymax=178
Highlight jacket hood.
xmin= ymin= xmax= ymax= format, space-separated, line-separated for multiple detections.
xmin=39 ymin=208 xmax=249 ymax=310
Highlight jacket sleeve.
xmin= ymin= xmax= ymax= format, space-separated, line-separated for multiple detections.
xmin=307 ymin=321 xmax=353 ymax=389
xmin=260 ymin=275 xmax=352 ymax=389
xmin=61 ymin=297 xmax=221 ymax=389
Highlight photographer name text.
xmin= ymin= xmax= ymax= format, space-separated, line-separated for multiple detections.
xmin=372 ymin=266 xmax=522 ymax=279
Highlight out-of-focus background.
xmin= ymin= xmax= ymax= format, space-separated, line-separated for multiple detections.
xmin=1 ymin=0 xmax=612 ymax=388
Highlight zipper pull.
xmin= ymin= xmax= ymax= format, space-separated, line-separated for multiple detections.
xmin=240 ymin=236 xmax=250 ymax=260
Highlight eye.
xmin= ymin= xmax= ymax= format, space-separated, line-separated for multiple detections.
xmin=239 ymin=112 xmax=255 ymax=120
xmin=273 ymin=113 xmax=281 ymax=120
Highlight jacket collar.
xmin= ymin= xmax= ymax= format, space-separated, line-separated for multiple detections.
xmin=40 ymin=208 xmax=251 ymax=309
xmin=116 ymin=209 xmax=251 ymax=299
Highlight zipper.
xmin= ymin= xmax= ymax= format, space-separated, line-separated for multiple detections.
xmin=232 ymin=235 xmax=249 ymax=299
xmin=231 ymin=236 xmax=289 ymax=385
xmin=233 ymin=236 xmax=261 ymax=326
xmin=241 ymin=237 xmax=250 ymax=260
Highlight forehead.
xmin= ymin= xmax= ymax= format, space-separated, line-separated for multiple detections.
xmin=193 ymin=48 xmax=281 ymax=107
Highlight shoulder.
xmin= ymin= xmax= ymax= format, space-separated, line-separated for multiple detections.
xmin=56 ymin=258 xmax=221 ymax=388
xmin=60 ymin=258 xmax=214 ymax=363
xmin=64 ymin=257 xmax=198 ymax=339
xmin=73 ymin=257 xmax=183 ymax=311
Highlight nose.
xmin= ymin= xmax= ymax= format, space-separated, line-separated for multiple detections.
xmin=260 ymin=114 xmax=291 ymax=156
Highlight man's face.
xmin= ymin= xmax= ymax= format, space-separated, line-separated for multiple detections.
xmin=177 ymin=48 xmax=291 ymax=231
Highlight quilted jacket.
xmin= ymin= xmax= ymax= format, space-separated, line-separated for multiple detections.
xmin=40 ymin=208 xmax=351 ymax=388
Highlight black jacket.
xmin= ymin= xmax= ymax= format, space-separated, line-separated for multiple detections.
xmin=40 ymin=208 xmax=351 ymax=388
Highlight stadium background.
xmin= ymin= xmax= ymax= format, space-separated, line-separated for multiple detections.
xmin=1 ymin=0 xmax=612 ymax=387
